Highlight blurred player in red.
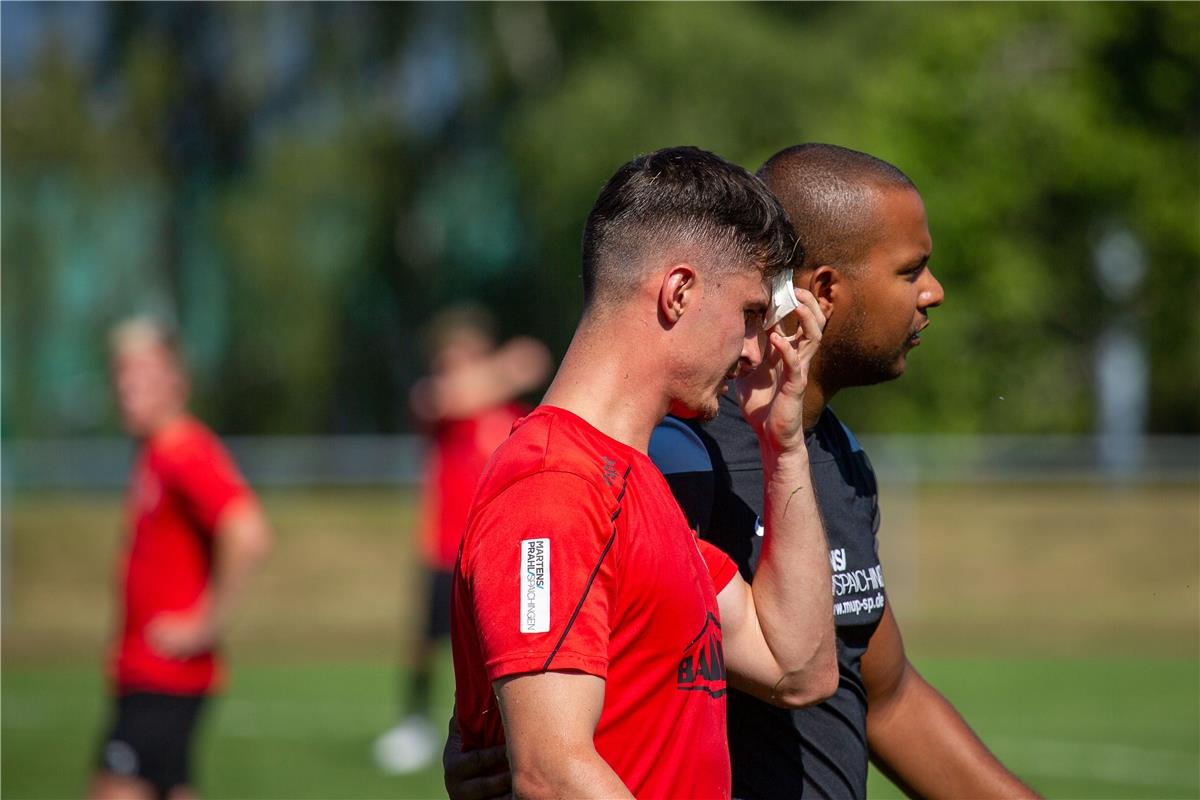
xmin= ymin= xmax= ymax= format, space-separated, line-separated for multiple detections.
xmin=373 ymin=306 xmax=551 ymax=774
xmin=90 ymin=318 xmax=272 ymax=800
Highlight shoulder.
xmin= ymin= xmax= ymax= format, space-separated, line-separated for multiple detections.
xmin=649 ymin=416 xmax=712 ymax=477
xmin=149 ymin=417 xmax=228 ymax=468
xmin=818 ymin=407 xmax=879 ymax=494
xmin=821 ymin=408 xmax=865 ymax=455
xmin=695 ymin=393 xmax=760 ymax=472
xmin=473 ymin=407 xmax=625 ymax=515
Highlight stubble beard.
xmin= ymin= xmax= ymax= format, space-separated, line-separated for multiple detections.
xmin=817 ymin=305 xmax=909 ymax=392
xmin=696 ymin=394 xmax=722 ymax=423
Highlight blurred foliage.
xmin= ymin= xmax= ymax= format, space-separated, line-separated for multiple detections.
xmin=3 ymin=2 xmax=1197 ymax=435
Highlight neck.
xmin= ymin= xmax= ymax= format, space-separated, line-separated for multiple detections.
xmin=541 ymin=312 xmax=668 ymax=453
xmin=142 ymin=408 xmax=188 ymax=441
xmin=802 ymin=370 xmax=837 ymax=430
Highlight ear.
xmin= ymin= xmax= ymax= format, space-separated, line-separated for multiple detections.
xmin=658 ymin=263 xmax=697 ymax=326
xmin=805 ymin=266 xmax=838 ymax=317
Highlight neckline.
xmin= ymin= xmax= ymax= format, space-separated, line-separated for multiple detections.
xmin=533 ymin=404 xmax=652 ymax=464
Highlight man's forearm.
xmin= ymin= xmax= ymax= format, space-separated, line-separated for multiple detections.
xmin=750 ymin=447 xmax=837 ymax=702
xmin=869 ymin=668 xmax=1039 ymax=799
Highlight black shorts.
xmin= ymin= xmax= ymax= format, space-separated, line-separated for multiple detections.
xmin=424 ymin=569 xmax=453 ymax=640
xmin=97 ymin=692 xmax=207 ymax=796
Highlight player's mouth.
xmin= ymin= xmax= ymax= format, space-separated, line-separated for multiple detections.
xmin=908 ymin=321 xmax=930 ymax=347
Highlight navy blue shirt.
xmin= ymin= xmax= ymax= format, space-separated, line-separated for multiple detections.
xmin=650 ymin=391 xmax=885 ymax=800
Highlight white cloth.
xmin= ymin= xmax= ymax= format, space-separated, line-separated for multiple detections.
xmin=765 ymin=269 xmax=801 ymax=330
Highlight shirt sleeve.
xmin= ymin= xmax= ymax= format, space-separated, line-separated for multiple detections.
xmin=157 ymin=425 xmax=253 ymax=534
xmin=462 ymin=470 xmax=618 ymax=684
xmin=697 ymin=538 xmax=738 ymax=594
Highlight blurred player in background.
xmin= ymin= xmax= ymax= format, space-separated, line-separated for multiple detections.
xmin=373 ymin=306 xmax=551 ymax=774
xmin=90 ymin=318 xmax=272 ymax=800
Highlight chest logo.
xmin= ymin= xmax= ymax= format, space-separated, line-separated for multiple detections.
xmin=600 ymin=457 xmax=619 ymax=487
xmin=829 ymin=546 xmax=886 ymax=618
xmin=830 ymin=547 xmax=848 ymax=572
xmin=676 ymin=612 xmax=726 ymax=698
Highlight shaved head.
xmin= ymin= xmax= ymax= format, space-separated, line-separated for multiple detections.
xmin=756 ymin=144 xmax=916 ymax=274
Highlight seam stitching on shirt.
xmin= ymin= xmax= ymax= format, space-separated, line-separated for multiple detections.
xmin=541 ymin=464 xmax=631 ymax=672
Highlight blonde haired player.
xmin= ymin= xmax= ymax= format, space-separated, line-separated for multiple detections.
xmin=90 ymin=318 xmax=271 ymax=800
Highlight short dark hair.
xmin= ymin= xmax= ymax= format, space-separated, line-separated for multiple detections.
xmin=757 ymin=143 xmax=916 ymax=274
xmin=581 ymin=146 xmax=799 ymax=309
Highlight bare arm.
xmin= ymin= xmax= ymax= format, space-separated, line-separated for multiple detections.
xmin=148 ymin=497 xmax=273 ymax=657
xmin=720 ymin=291 xmax=838 ymax=708
xmin=494 ymin=672 xmax=632 ymax=800
xmin=864 ymin=605 xmax=1040 ymax=799
xmin=412 ymin=337 xmax=552 ymax=423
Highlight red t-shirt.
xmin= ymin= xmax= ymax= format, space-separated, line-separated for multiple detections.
xmin=112 ymin=416 xmax=252 ymax=695
xmin=419 ymin=403 xmax=525 ymax=572
xmin=452 ymin=406 xmax=739 ymax=799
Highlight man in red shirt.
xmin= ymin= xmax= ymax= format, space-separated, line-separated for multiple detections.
xmin=90 ymin=319 xmax=272 ymax=800
xmin=374 ymin=307 xmax=551 ymax=773
xmin=451 ymin=146 xmax=838 ymax=798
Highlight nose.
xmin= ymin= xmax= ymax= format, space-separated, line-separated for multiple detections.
xmin=918 ymin=269 xmax=945 ymax=310
xmin=742 ymin=327 xmax=766 ymax=370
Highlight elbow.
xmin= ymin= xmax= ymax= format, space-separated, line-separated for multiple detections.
xmin=510 ymin=761 xmax=571 ymax=800
xmin=770 ymin=651 xmax=840 ymax=709
xmin=510 ymin=768 xmax=553 ymax=800
xmin=509 ymin=743 xmax=599 ymax=799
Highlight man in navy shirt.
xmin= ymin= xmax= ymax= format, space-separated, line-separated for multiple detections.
xmin=650 ymin=143 xmax=1036 ymax=799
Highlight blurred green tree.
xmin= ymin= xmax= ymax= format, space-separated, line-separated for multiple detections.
xmin=3 ymin=3 xmax=1196 ymax=436
xmin=504 ymin=2 xmax=1199 ymax=434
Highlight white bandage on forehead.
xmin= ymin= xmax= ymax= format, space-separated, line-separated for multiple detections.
xmin=764 ymin=268 xmax=801 ymax=330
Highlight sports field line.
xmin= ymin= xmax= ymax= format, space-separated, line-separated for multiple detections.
xmin=990 ymin=737 xmax=1200 ymax=790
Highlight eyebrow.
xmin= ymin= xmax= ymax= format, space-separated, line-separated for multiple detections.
xmin=747 ymin=296 xmax=769 ymax=313
xmin=904 ymin=253 xmax=930 ymax=271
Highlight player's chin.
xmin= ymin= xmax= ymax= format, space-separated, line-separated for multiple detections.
xmin=696 ymin=398 xmax=720 ymax=423
xmin=672 ymin=393 xmax=721 ymax=423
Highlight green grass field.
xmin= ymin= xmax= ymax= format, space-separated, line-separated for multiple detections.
xmin=3 ymin=484 xmax=1198 ymax=799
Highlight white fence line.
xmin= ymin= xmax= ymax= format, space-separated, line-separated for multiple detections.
xmin=2 ymin=434 xmax=1197 ymax=489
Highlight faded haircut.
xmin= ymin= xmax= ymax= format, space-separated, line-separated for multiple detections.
xmin=581 ymin=146 xmax=799 ymax=309
xmin=756 ymin=143 xmax=916 ymax=274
